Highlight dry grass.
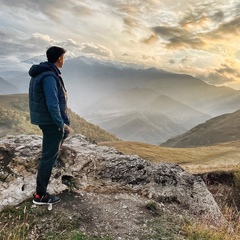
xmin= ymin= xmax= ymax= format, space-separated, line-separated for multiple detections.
xmin=0 ymin=94 xmax=29 ymax=109
xmin=99 ymin=140 xmax=240 ymax=174
xmin=0 ymin=199 xmax=112 ymax=240
xmin=182 ymin=191 xmax=240 ymax=239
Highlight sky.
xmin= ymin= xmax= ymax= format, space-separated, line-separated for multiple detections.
xmin=1 ymin=0 xmax=240 ymax=89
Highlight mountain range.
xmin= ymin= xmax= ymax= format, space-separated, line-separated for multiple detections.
xmin=1 ymin=56 xmax=240 ymax=144
xmin=0 ymin=77 xmax=19 ymax=94
xmin=86 ymin=91 xmax=210 ymax=144
xmin=161 ymin=109 xmax=240 ymax=148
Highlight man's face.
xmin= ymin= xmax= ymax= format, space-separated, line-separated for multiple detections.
xmin=58 ymin=54 xmax=65 ymax=68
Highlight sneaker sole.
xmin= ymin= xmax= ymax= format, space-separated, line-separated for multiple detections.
xmin=33 ymin=199 xmax=61 ymax=205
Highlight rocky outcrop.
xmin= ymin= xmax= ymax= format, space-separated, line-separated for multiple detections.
xmin=0 ymin=134 xmax=223 ymax=223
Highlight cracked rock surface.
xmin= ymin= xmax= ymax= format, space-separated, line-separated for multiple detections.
xmin=0 ymin=134 xmax=224 ymax=239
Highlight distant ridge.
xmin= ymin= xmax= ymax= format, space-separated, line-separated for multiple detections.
xmin=89 ymin=92 xmax=210 ymax=145
xmin=161 ymin=109 xmax=240 ymax=148
xmin=0 ymin=77 xmax=19 ymax=94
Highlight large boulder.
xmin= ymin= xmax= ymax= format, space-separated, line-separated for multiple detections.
xmin=0 ymin=134 xmax=223 ymax=223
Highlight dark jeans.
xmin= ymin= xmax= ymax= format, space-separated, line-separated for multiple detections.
xmin=36 ymin=124 xmax=64 ymax=196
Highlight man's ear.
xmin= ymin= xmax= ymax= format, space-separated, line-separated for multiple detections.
xmin=57 ymin=57 xmax=62 ymax=63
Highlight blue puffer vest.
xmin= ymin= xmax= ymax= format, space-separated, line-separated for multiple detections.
xmin=29 ymin=62 xmax=70 ymax=129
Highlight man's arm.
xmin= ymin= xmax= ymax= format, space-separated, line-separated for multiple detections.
xmin=42 ymin=76 xmax=64 ymax=129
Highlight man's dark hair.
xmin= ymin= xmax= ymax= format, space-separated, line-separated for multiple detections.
xmin=46 ymin=46 xmax=66 ymax=63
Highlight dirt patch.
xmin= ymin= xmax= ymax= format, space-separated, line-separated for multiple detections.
xmin=0 ymin=190 xmax=188 ymax=239
xmin=56 ymin=190 xmax=187 ymax=240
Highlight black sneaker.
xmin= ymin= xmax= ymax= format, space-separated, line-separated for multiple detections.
xmin=33 ymin=193 xmax=61 ymax=205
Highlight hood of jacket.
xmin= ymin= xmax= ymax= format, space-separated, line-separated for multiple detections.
xmin=28 ymin=62 xmax=61 ymax=78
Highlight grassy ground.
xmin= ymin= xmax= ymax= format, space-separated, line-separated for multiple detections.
xmin=0 ymin=198 xmax=112 ymax=240
xmin=1 ymin=190 xmax=240 ymax=240
xmin=99 ymin=140 xmax=240 ymax=174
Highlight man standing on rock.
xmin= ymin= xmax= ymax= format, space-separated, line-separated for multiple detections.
xmin=29 ymin=46 xmax=70 ymax=204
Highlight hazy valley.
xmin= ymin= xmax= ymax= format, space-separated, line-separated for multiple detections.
xmin=2 ymin=55 xmax=240 ymax=144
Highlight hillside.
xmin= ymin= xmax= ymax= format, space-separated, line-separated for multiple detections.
xmin=91 ymin=111 xmax=200 ymax=145
xmin=161 ymin=109 xmax=240 ymax=148
xmin=99 ymin=140 xmax=240 ymax=174
xmin=0 ymin=77 xmax=19 ymax=94
xmin=86 ymin=90 xmax=210 ymax=145
xmin=0 ymin=94 xmax=118 ymax=142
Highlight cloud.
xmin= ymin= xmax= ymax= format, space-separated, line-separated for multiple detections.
xmin=139 ymin=55 xmax=157 ymax=61
xmin=198 ymin=61 xmax=240 ymax=86
xmin=207 ymin=16 xmax=240 ymax=42
xmin=0 ymin=0 xmax=35 ymax=9
xmin=52 ymin=39 xmax=114 ymax=59
xmin=114 ymin=0 xmax=171 ymax=17
xmin=71 ymin=4 xmax=93 ymax=16
xmin=0 ymin=0 xmax=90 ymax=21
xmin=147 ymin=1 xmax=240 ymax=52
xmin=81 ymin=42 xmax=114 ymax=59
xmin=179 ymin=2 xmax=225 ymax=31
xmin=152 ymin=26 xmax=206 ymax=49
xmin=181 ymin=56 xmax=191 ymax=64
xmin=123 ymin=17 xmax=142 ymax=29
xmin=142 ymin=34 xmax=158 ymax=44
xmin=29 ymin=33 xmax=56 ymax=45
xmin=216 ymin=63 xmax=240 ymax=78
xmin=115 ymin=2 xmax=141 ymax=15
xmin=44 ymin=36 xmax=115 ymax=60
xmin=0 ymin=29 xmax=37 ymax=58
xmin=0 ymin=31 xmax=114 ymax=64
xmin=169 ymin=59 xmax=175 ymax=64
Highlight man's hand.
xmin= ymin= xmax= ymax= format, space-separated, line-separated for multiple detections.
xmin=63 ymin=124 xmax=71 ymax=140
xmin=64 ymin=124 xmax=71 ymax=135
